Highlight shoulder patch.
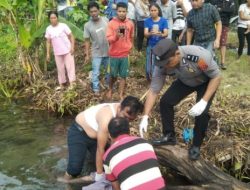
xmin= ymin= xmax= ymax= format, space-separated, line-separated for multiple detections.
xmin=187 ymin=54 xmax=199 ymax=62
xmin=197 ymin=58 xmax=208 ymax=71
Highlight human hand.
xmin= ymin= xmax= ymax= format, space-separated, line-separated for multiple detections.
xmin=94 ymin=172 xmax=105 ymax=182
xmin=188 ymin=99 xmax=207 ymax=117
xmin=214 ymin=39 xmax=220 ymax=49
xmin=70 ymin=47 xmax=74 ymax=55
xmin=139 ymin=115 xmax=149 ymax=138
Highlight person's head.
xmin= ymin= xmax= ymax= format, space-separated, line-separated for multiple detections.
xmin=116 ymin=2 xmax=128 ymax=21
xmin=117 ymin=96 xmax=144 ymax=121
xmin=48 ymin=10 xmax=58 ymax=26
xmin=247 ymin=0 xmax=250 ymax=7
xmin=190 ymin=0 xmax=204 ymax=9
xmin=152 ymin=38 xmax=180 ymax=70
xmin=87 ymin=1 xmax=100 ymax=21
xmin=161 ymin=0 xmax=169 ymax=5
xmin=108 ymin=117 xmax=130 ymax=139
xmin=149 ymin=3 xmax=162 ymax=18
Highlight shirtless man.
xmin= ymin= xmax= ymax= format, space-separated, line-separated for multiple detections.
xmin=60 ymin=96 xmax=143 ymax=182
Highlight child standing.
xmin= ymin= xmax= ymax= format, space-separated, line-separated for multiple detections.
xmin=106 ymin=2 xmax=134 ymax=100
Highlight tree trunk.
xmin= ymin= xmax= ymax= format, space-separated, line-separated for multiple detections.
xmin=154 ymin=145 xmax=250 ymax=190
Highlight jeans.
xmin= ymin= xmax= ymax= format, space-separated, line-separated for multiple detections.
xmin=160 ymin=80 xmax=215 ymax=147
xmin=67 ymin=122 xmax=97 ymax=177
xmin=193 ymin=40 xmax=214 ymax=55
xmin=92 ymin=57 xmax=109 ymax=92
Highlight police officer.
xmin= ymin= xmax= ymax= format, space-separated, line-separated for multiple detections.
xmin=140 ymin=38 xmax=221 ymax=160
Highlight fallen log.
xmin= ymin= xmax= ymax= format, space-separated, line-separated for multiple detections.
xmin=154 ymin=145 xmax=250 ymax=190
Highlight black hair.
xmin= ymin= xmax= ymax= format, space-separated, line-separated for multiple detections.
xmin=108 ymin=117 xmax=130 ymax=138
xmin=120 ymin=96 xmax=144 ymax=116
xmin=48 ymin=10 xmax=58 ymax=19
xmin=87 ymin=1 xmax=100 ymax=11
xmin=116 ymin=2 xmax=128 ymax=10
xmin=149 ymin=3 xmax=162 ymax=17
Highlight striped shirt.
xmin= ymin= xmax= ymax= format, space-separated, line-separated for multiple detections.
xmin=187 ymin=3 xmax=221 ymax=42
xmin=103 ymin=135 xmax=166 ymax=190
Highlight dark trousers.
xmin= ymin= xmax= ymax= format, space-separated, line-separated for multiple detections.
xmin=237 ymin=27 xmax=250 ymax=56
xmin=67 ymin=122 xmax=97 ymax=177
xmin=160 ymin=80 xmax=215 ymax=147
xmin=136 ymin=21 xmax=145 ymax=51
xmin=172 ymin=29 xmax=186 ymax=45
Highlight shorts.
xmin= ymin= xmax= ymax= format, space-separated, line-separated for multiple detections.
xmin=110 ymin=57 xmax=129 ymax=78
xmin=220 ymin=26 xmax=229 ymax=47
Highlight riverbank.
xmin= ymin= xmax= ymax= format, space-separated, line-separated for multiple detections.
xmin=1 ymin=30 xmax=250 ymax=185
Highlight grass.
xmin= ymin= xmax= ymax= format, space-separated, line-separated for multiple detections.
xmin=217 ymin=31 xmax=250 ymax=96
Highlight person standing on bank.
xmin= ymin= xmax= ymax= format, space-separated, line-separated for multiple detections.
xmin=143 ymin=39 xmax=221 ymax=160
xmin=84 ymin=2 xmax=110 ymax=95
xmin=60 ymin=96 xmax=143 ymax=182
xmin=209 ymin=0 xmax=235 ymax=70
xmin=186 ymin=0 xmax=222 ymax=54
xmin=237 ymin=0 xmax=250 ymax=61
xmin=45 ymin=10 xmax=76 ymax=90
xmin=144 ymin=3 xmax=168 ymax=82
xmin=106 ymin=2 xmax=134 ymax=100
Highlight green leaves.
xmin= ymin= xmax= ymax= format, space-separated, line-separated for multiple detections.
xmin=0 ymin=0 xmax=12 ymax=10
xmin=18 ymin=24 xmax=32 ymax=49
xmin=59 ymin=16 xmax=84 ymax=41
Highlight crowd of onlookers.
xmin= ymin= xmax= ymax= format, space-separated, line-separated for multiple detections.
xmin=45 ymin=1 xmax=250 ymax=189
xmin=45 ymin=0 xmax=250 ymax=98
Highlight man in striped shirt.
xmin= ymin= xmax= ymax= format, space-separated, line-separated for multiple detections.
xmin=103 ymin=117 xmax=166 ymax=190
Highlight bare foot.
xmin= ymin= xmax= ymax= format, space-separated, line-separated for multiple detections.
xmin=57 ymin=174 xmax=94 ymax=184
xmin=57 ymin=172 xmax=72 ymax=183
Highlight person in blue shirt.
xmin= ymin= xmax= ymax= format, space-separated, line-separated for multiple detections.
xmin=104 ymin=0 xmax=128 ymax=20
xmin=144 ymin=3 xmax=168 ymax=82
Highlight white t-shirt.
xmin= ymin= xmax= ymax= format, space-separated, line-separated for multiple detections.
xmin=127 ymin=2 xmax=135 ymax=20
xmin=238 ymin=3 xmax=250 ymax=28
xmin=172 ymin=0 xmax=192 ymax=30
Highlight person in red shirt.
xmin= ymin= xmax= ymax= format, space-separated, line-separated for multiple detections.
xmin=106 ymin=2 xmax=134 ymax=100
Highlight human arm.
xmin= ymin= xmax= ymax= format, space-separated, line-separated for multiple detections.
xmin=202 ymin=75 xmax=221 ymax=102
xmin=96 ymin=126 xmax=109 ymax=175
xmin=214 ymin=20 xmax=222 ymax=49
xmin=188 ymin=75 xmax=221 ymax=117
xmin=112 ymin=181 xmax=121 ymax=190
xmin=186 ymin=28 xmax=194 ymax=45
xmin=106 ymin=22 xmax=120 ymax=43
xmin=140 ymin=66 xmax=166 ymax=137
xmin=67 ymin=33 xmax=75 ymax=54
xmin=84 ymin=38 xmax=91 ymax=64
xmin=239 ymin=9 xmax=250 ymax=21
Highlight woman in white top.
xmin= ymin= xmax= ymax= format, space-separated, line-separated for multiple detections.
xmin=237 ymin=0 xmax=250 ymax=59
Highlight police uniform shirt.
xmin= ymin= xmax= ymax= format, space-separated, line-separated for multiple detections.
xmin=150 ymin=45 xmax=220 ymax=93
xmin=175 ymin=45 xmax=220 ymax=87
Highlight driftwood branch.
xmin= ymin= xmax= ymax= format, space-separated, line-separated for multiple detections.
xmin=154 ymin=145 xmax=250 ymax=190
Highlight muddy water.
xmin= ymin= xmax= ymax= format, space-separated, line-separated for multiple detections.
xmin=0 ymin=100 xmax=77 ymax=190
